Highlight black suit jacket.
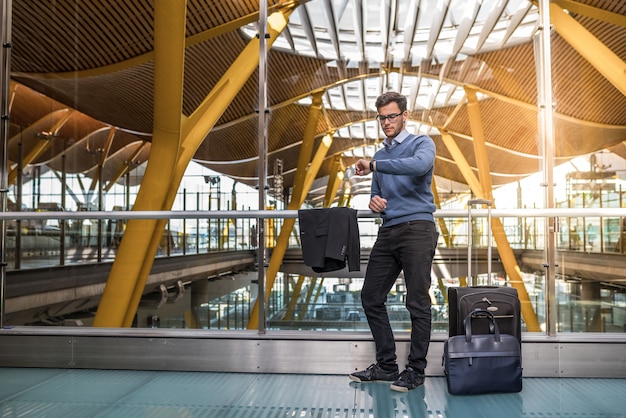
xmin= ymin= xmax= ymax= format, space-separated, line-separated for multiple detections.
xmin=298 ymin=207 xmax=360 ymax=273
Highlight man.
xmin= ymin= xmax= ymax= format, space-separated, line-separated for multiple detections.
xmin=350 ymin=91 xmax=438 ymax=392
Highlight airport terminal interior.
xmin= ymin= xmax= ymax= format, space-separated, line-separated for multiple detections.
xmin=0 ymin=0 xmax=625 ymax=416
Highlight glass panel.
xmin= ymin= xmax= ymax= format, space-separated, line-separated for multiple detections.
xmin=1 ymin=1 xmax=624 ymax=339
xmin=4 ymin=186 xmax=626 ymax=335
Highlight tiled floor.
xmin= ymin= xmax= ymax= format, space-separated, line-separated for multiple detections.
xmin=0 ymin=368 xmax=625 ymax=417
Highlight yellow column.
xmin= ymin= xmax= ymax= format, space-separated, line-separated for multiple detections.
xmin=104 ymin=142 xmax=149 ymax=192
xmin=323 ymin=156 xmax=344 ymax=207
xmin=119 ymin=7 xmax=294 ymax=327
xmin=283 ymin=275 xmax=305 ymax=321
xmin=248 ymin=133 xmax=333 ymax=329
xmin=464 ymin=87 xmax=541 ymax=331
xmin=246 ymin=92 xmax=324 ymax=328
xmin=431 ymin=176 xmax=452 ymax=248
xmin=8 ymin=111 xmax=74 ymax=185
xmin=94 ymin=3 xmax=296 ymax=327
xmin=439 ymin=130 xmax=482 ymax=194
xmin=298 ymin=277 xmax=318 ymax=319
xmin=94 ymin=0 xmax=186 ymax=327
xmin=88 ymin=127 xmax=116 ymax=194
xmin=550 ymin=1 xmax=626 ymax=96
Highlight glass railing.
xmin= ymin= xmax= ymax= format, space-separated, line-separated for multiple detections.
xmin=1 ymin=208 xmax=625 ymax=335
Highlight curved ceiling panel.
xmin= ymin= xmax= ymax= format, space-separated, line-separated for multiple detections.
xmin=6 ymin=0 xmax=626 ymax=207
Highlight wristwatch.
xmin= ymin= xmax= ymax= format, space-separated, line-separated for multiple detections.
xmin=369 ymin=160 xmax=374 ymax=172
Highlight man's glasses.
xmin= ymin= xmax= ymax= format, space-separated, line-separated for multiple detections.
xmin=376 ymin=113 xmax=401 ymax=123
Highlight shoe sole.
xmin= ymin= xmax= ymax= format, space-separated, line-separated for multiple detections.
xmin=349 ymin=374 xmax=398 ymax=383
xmin=390 ymin=379 xmax=424 ymax=392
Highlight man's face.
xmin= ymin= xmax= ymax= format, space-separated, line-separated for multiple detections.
xmin=376 ymin=102 xmax=407 ymax=139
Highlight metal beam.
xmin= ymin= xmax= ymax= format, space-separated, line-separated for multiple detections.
xmin=94 ymin=0 xmax=187 ymax=327
xmin=283 ymin=275 xmax=305 ymax=321
xmin=323 ymin=156 xmax=343 ymax=207
xmin=537 ymin=0 xmax=558 ymax=337
xmin=291 ymin=91 xmax=324 ymax=205
xmin=439 ymin=130 xmax=482 ymax=193
xmin=88 ymin=127 xmax=116 ymax=195
xmin=104 ymin=141 xmax=149 ymax=192
xmin=8 ymin=111 xmax=74 ymax=185
xmin=464 ymin=88 xmax=541 ymax=332
xmin=303 ymin=134 xmax=334 ymax=195
xmin=465 ymin=87 xmax=492 ymax=201
xmin=298 ymin=277 xmax=318 ymax=319
xmin=552 ymin=0 xmax=626 ymax=28
xmin=431 ymin=176 xmax=452 ymax=248
xmin=247 ymin=102 xmax=331 ymax=329
xmin=550 ymin=2 xmax=626 ymax=97
xmin=115 ymin=5 xmax=295 ymax=328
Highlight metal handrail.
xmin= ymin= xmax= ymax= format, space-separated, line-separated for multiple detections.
xmin=1 ymin=207 xmax=626 ymax=221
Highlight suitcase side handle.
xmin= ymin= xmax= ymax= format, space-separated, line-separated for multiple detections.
xmin=464 ymin=309 xmax=501 ymax=343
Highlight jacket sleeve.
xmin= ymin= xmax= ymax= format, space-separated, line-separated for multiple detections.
xmin=325 ymin=207 xmax=360 ymax=272
xmin=298 ymin=209 xmax=329 ymax=270
xmin=347 ymin=208 xmax=361 ymax=272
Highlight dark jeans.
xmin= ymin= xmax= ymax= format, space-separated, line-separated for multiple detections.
xmin=361 ymin=220 xmax=438 ymax=372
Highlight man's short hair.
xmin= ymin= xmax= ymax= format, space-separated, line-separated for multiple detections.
xmin=375 ymin=91 xmax=407 ymax=112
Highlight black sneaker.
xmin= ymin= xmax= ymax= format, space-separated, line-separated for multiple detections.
xmin=390 ymin=366 xmax=425 ymax=392
xmin=349 ymin=363 xmax=399 ymax=383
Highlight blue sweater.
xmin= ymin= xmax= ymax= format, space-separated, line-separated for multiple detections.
xmin=372 ymin=130 xmax=436 ymax=227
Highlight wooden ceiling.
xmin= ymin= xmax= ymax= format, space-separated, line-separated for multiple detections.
xmin=5 ymin=0 xmax=626 ymax=206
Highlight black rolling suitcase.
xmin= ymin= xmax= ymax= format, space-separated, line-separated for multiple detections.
xmin=443 ymin=200 xmax=523 ymax=395
xmin=448 ymin=199 xmax=522 ymax=343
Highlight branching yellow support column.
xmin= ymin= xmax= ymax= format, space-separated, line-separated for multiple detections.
xmin=323 ymin=156 xmax=343 ymax=207
xmin=105 ymin=141 xmax=149 ymax=192
xmin=431 ymin=176 xmax=452 ymax=303
xmin=439 ymin=130 xmax=478 ymax=290
xmin=120 ymin=6 xmax=294 ymax=327
xmin=283 ymin=275 xmax=305 ymax=321
xmin=431 ymin=176 xmax=452 ymax=248
xmin=278 ymin=150 xmax=343 ymax=323
xmin=338 ymin=174 xmax=352 ymax=208
xmin=94 ymin=2 xmax=296 ymax=327
xmin=247 ymin=92 xmax=324 ymax=328
xmin=9 ymin=111 xmax=74 ymax=185
xmin=288 ymin=156 xmax=344 ymax=321
xmin=94 ymin=0 xmax=186 ymax=327
xmin=298 ymin=277 xmax=317 ymax=319
xmin=550 ymin=1 xmax=626 ymax=96
xmin=312 ymin=277 xmax=325 ymax=306
xmin=465 ymin=87 xmax=541 ymax=332
xmin=88 ymin=127 xmax=116 ymax=194
xmin=293 ymin=91 xmax=325 ymax=204
xmin=182 ymin=8 xmax=294 ymax=149
xmin=247 ymin=133 xmax=333 ymax=329
xmin=439 ymin=130 xmax=482 ymax=194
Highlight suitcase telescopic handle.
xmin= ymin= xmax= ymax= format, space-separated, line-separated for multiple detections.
xmin=468 ymin=199 xmax=492 ymax=206
xmin=467 ymin=199 xmax=492 ymax=285
xmin=464 ymin=309 xmax=500 ymax=343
